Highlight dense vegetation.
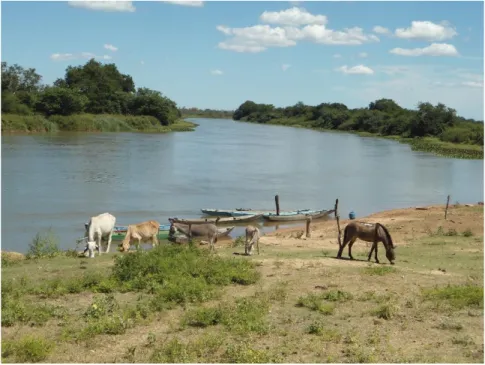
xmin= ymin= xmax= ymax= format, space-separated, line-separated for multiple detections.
xmin=233 ymin=99 xmax=484 ymax=159
xmin=180 ymin=107 xmax=233 ymax=119
xmin=1 ymin=60 xmax=193 ymax=133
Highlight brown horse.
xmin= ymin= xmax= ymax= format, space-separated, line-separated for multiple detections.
xmin=336 ymin=221 xmax=396 ymax=264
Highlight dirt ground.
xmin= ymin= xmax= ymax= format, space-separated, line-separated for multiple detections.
xmin=2 ymin=203 xmax=483 ymax=363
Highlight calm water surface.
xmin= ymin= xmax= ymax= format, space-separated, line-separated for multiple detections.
xmin=2 ymin=118 xmax=483 ymax=252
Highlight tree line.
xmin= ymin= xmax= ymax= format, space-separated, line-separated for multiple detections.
xmin=2 ymin=59 xmax=181 ymax=127
xmin=180 ymin=107 xmax=233 ymax=119
xmin=233 ymin=99 xmax=484 ymax=146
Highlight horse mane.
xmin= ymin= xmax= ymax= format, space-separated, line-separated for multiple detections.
xmin=376 ymin=223 xmax=394 ymax=248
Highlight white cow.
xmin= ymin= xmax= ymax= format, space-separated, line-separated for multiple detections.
xmin=84 ymin=213 xmax=116 ymax=255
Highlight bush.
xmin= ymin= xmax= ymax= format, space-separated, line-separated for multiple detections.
xmin=26 ymin=228 xmax=61 ymax=259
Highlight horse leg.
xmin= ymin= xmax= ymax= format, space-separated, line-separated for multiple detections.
xmin=348 ymin=238 xmax=357 ymax=260
xmin=374 ymin=240 xmax=380 ymax=263
xmin=367 ymin=242 xmax=374 ymax=261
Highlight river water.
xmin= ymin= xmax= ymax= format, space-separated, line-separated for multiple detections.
xmin=2 ymin=118 xmax=483 ymax=252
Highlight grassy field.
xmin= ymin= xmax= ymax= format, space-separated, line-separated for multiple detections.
xmin=1 ymin=205 xmax=483 ymax=363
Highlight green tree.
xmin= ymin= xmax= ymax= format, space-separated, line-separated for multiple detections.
xmin=60 ymin=59 xmax=135 ymax=114
xmin=35 ymin=86 xmax=88 ymax=116
xmin=128 ymin=87 xmax=180 ymax=125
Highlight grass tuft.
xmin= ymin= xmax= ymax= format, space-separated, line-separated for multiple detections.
xmin=422 ymin=284 xmax=483 ymax=310
xmin=2 ymin=335 xmax=55 ymax=363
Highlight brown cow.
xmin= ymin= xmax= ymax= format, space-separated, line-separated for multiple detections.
xmin=119 ymin=220 xmax=160 ymax=252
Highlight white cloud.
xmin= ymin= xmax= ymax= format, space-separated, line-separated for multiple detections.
xmin=358 ymin=52 xmax=368 ymax=58
xmin=67 ymin=1 xmax=135 ymax=12
xmin=394 ymin=20 xmax=457 ymax=41
xmin=462 ymin=81 xmax=483 ymax=88
xmin=373 ymin=25 xmax=389 ymax=34
xmin=162 ymin=1 xmax=204 ymax=6
xmin=333 ymin=53 xmax=342 ymax=58
xmin=104 ymin=44 xmax=118 ymax=52
xmin=336 ymin=65 xmax=374 ymax=75
xmin=390 ymin=43 xmax=459 ymax=57
xmin=217 ymin=8 xmax=380 ymax=53
xmin=260 ymin=7 xmax=327 ymax=26
xmin=210 ymin=69 xmax=223 ymax=76
xmin=50 ymin=52 xmax=112 ymax=61
xmin=281 ymin=64 xmax=291 ymax=71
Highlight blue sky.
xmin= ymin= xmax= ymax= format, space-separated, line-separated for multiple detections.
xmin=2 ymin=0 xmax=484 ymax=119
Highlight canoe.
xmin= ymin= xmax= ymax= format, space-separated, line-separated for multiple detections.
xmin=263 ymin=209 xmax=335 ymax=222
xmin=169 ymin=214 xmax=263 ymax=225
xmin=201 ymin=208 xmax=302 ymax=217
xmin=111 ymin=230 xmax=171 ymax=241
xmin=110 ymin=226 xmax=234 ymax=241
xmin=113 ymin=224 xmax=171 ymax=233
xmin=170 ymin=226 xmax=235 ymax=240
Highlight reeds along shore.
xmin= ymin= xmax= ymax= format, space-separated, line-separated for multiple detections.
xmin=1 ymin=113 xmax=197 ymax=133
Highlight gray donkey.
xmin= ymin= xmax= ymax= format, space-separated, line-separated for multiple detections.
xmin=168 ymin=219 xmax=218 ymax=252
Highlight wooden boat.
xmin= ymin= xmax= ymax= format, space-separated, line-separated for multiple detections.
xmin=201 ymin=208 xmax=301 ymax=217
xmin=110 ymin=225 xmax=234 ymax=241
xmin=173 ymin=226 xmax=235 ymax=239
xmin=262 ymin=209 xmax=335 ymax=222
xmin=111 ymin=230 xmax=171 ymax=241
xmin=169 ymin=214 xmax=263 ymax=225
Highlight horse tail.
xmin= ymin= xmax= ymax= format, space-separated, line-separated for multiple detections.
xmin=376 ymin=223 xmax=394 ymax=248
xmin=342 ymin=223 xmax=350 ymax=244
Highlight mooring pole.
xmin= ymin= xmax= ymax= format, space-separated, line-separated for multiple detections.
xmin=275 ymin=194 xmax=280 ymax=216
xmin=335 ymin=198 xmax=342 ymax=247
xmin=305 ymin=216 xmax=312 ymax=238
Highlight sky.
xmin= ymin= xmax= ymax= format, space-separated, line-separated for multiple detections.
xmin=1 ymin=0 xmax=484 ymax=120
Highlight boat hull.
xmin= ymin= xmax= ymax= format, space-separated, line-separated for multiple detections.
xmin=263 ymin=209 xmax=335 ymax=222
xmin=170 ymin=214 xmax=263 ymax=225
xmin=201 ymin=208 xmax=305 ymax=217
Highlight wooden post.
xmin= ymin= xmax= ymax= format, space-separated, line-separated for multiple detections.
xmin=335 ymin=199 xmax=342 ymax=247
xmin=445 ymin=195 xmax=451 ymax=220
xmin=305 ymin=216 xmax=312 ymax=238
xmin=275 ymin=194 xmax=280 ymax=216
xmin=188 ymin=223 xmax=192 ymax=240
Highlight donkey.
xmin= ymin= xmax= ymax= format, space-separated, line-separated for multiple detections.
xmin=245 ymin=225 xmax=261 ymax=256
xmin=337 ymin=221 xmax=396 ymax=265
xmin=168 ymin=219 xmax=218 ymax=252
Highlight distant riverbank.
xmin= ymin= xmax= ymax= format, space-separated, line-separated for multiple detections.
xmin=232 ymin=99 xmax=483 ymax=160
xmin=241 ymin=119 xmax=483 ymax=160
xmin=237 ymin=117 xmax=482 ymax=160
xmin=1 ymin=113 xmax=198 ymax=134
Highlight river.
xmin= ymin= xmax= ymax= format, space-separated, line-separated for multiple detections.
xmin=2 ymin=118 xmax=483 ymax=252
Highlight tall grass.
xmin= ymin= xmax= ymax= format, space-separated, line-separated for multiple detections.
xmin=1 ymin=114 xmax=58 ymax=133
xmin=2 ymin=113 xmax=197 ymax=133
